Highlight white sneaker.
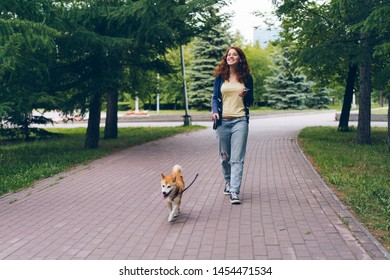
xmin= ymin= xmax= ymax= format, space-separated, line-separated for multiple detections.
xmin=230 ymin=192 xmax=241 ymax=204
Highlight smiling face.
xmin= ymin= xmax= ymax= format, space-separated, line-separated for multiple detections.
xmin=161 ymin=173 xmax=178 ymax=199
xmin=226 ymin=48 xmax=241 ymax=66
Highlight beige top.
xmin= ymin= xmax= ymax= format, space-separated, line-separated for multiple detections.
xmin=221 ymin=80 xmax=246 ymax=118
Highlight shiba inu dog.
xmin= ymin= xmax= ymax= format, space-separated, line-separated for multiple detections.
xmin=161 ymin=164 xmax=185 ymax=222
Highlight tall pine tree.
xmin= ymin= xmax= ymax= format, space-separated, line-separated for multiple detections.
xmin=0 ymin=0 xmax=59 ymax=140
xmin=188 ymin=23 xmax=232 ymax=110
xmin=265 ymin=48 xmax=310 ymax=110
xmin=264 ymin=48 xmax=317 ymax=110
xmin=306 ymin=87 xmax=331 ymax=109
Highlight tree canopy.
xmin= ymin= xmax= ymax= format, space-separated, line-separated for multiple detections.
xmin=272 ymin=0 xmax=390 ymax=144
xmin=0 ymin=0 xmax=228 ymax=147
xmin=188 ymin=22 xmax=232 ymax=110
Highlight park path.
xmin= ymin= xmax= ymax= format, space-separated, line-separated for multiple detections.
xmin=0 ymin=112 xmax=388 ymax=259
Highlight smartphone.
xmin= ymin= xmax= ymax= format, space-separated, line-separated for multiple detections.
xmin=213 ymin=118 xmax=218 ymax=130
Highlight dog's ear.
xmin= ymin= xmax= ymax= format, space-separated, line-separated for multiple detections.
xmin=161 ymin=173 xmax=166 ymax=179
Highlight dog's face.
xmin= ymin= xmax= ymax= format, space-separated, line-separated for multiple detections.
xmin=161 ymin=173 xmax=178 ymax=199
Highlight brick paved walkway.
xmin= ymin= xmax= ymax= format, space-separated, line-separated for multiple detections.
xmin=0 ymin=112 xmax=389 ymax=260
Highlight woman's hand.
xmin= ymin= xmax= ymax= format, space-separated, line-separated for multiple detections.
xmin=211 ymin=113 xmax=219 ymax=120
xmin=239 ymin=87 xmax=249 ymax=97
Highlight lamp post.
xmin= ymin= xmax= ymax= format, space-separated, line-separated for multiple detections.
xmin=135 ymin=94 xmax=139 ymax=112
xmin=180 ymin=44 xmax=191 ymax=126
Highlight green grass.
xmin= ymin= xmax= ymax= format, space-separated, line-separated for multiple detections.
xmin=327 ymin=103 xmax=387 ymax=112
xmin=298 ymin=126 xmax=390 ymax=250
xmin=0 ymin=125 xmax=205 ymax=196
xmin=372 ymin=107 xmax=388 ymax=114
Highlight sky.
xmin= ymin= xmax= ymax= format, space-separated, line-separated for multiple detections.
xmin=222 ymin=0 xmax=278 ymax=43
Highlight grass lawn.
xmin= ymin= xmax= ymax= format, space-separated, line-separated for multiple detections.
xmin=298 ymin=126 xmax=390 ymax=251
xmin=372 ymin=107 xmax=388 ymax=114
xmin=0 ymin=125 xmax=205 ymax=196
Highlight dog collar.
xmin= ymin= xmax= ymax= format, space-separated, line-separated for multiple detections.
xmin=171 ymin=188 xmax=181 ymax=200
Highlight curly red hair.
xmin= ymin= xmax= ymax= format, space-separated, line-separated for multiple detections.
xmin=213 ymin=46 xmax=251 ymax=83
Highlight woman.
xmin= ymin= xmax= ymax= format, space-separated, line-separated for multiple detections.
xmin=211 ymin=46 xmax=254 ymax=205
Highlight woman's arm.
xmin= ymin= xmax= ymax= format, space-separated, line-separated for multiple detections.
xmin=211 ymin=76 xmax=221 ymax=116
xmin=244 ymin=75 xmax=254 ymax=107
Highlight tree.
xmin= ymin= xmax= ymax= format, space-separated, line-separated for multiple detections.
xmin=55 ymin=0 xmax=229 ymax=147
xmin=388 ymin=98 xmax=390 ymax=152
xmin=330 ymin=0 xmax=389 ymax=144
xmin=338 ymin=64 xmax=358 ymax=131
xmin=355 ymin=0 xmax=390 ymax=144
xmin=0 ymin=0 xmax=59 ymax=140
xmin=271 ymin=0 xmax=361 ymax=130
xmin=1 ymin=0 xmax=230 ymax=147
xmin=306 ymin=87 xmax=331 ymax=109
xmin=272 ymin=0 xmax=390 ymax=144
xmin=264 ymin=48 xmax=316 ymax=110
xmin=243 ymin=43 xmax=275 ymax=106
xmin=156 ymin=48 xmax=187 ymax=110
xmin=188 ymin=22 xmax=232 ymax=110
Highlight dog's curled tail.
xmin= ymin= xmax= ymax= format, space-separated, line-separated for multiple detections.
xmin=172 ymin=164 xmax=182 ymax=174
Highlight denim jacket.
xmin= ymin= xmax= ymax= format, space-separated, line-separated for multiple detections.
xmin=211 ymin=75 xmax=254 ymax=127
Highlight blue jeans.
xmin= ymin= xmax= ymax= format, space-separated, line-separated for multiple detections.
xmin=216 ymin=117 xmax=248 ymax=194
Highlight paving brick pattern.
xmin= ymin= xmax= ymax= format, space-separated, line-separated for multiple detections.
xmin=0 ymin=112 xmax=389 ymax=260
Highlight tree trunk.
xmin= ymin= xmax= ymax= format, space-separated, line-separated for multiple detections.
xmin=379 ymin=90 xmax=384 ymax=107
xmin=104 ymin=86 xmax=119 ymax=139
xmin=338 ymin=64 xmax=358 ymax=132
xmin=388 ymin=97 xmax=390 ymax=153
xmin=22 ymin=114 xmax=30 ymax=142
xmin=85 ymin=92 xmax=102 ymax=149
xmin=357 ymin=32 xmax=371 ymax=145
